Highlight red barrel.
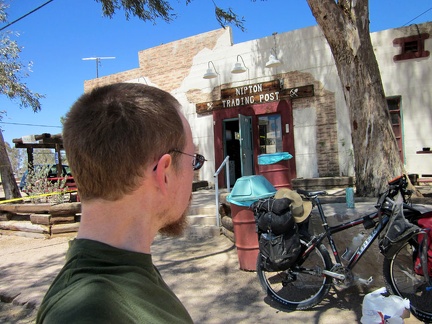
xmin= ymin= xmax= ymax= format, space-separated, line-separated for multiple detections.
xmin=230 ymin=203 xmax=259 ymax=271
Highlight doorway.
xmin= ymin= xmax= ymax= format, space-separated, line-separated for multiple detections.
xmin=213 ymin=100 xmax=296 ymax=189
xmin=223 ymin=115 xmax=254 ymax=185
xmin=224 ymin=119 xmax=241 ymax=185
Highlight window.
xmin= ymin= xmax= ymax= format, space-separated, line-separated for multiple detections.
xmin=393 ymin=33 xmax=430 ymax=61
xmin=404 ymin=41 xmax=418 ymax=53
xmin=258 ymin=115 xmax=283 ymax=154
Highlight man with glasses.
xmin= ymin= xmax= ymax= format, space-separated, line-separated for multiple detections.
xmin=37 ymin=83 xmax=205 ymax=323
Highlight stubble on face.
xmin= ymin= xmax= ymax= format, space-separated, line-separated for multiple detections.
xmin=158 ymin=194 xmax=192 ymax=237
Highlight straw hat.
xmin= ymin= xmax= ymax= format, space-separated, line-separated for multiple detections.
xmin=274 ymin=188 xmax=312 ymax=223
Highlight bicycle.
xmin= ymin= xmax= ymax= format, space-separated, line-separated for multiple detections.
xmin=256 ymin=175 xmax=432 ymax=322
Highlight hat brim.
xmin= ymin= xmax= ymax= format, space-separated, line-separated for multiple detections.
xmin=293 ymin=201 xmax=312 ymax=223
xmin=275 ymin=188 xmax=312 ymax=223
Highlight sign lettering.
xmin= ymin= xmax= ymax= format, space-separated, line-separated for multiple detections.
xmin=195 ymin=81 xmax=314 ymax=115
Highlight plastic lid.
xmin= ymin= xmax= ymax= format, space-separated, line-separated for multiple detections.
xmin=226 ymin=175 xmax=276 ymax=206
xmin=258 ymin=152 xmax=293 ymax=165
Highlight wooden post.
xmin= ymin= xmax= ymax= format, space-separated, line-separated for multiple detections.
xmin=27 ymin=147 xmax=34 ymax=170
xmin=55 ymin=143 xmax=62 ymax=177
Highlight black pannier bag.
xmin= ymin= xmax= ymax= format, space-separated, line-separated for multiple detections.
xmin=379 ymin=196 xmax=420 ymax=258
xmin=251 ymin=197 xmax=301 ymax=271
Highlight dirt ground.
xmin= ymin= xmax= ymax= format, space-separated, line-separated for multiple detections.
xmin=0 ymin=232 xmax=427 ymax=324
xmin=0 ymin=303 xmax=36 ymax=323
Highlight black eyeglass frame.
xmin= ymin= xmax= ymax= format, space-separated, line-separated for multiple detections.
xmin=170 ymin=149 xmax=207 ymax=171
xmin=153 ymin=149 xmax=207 ymax=171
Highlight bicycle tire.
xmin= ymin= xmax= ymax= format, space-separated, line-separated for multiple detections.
xmin=256 ymin=239 xmax=333 ymax=310
xmin=383 ymin=239 xmax=432 ymax=323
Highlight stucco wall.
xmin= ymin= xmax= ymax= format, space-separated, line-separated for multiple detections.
xmin=372 ymin=23 xmax=432 ymax=176
xmin=82 ymin=22 xmax=432 ymax=185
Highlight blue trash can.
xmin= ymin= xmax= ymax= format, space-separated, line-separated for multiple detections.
xmin=257 ymin=152 xmax=293 ymax=190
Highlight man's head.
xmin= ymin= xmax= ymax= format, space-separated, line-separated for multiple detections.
xmin=63 ymin=83 xmax=187 ymax=201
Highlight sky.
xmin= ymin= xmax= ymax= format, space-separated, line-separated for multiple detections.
xmin=0 ymin=0 xmax=431 ymax=146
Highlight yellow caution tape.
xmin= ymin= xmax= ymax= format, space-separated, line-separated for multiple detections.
xmin=0 ymin=189 xmax=78 ymax=204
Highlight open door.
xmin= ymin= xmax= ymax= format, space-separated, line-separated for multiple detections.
xmin=239 ymin=114 xmax=254 ymax=176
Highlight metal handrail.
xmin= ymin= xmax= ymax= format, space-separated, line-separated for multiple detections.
xmin=213 ymin=156 xmax=231 ymax=227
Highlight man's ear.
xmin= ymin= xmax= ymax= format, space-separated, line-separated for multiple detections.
xmin=154 ymin=154 xmax=173 ymax=195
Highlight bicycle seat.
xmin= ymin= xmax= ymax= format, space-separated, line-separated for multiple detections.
xmin=296 ymin=189 xmax=328 ymax=198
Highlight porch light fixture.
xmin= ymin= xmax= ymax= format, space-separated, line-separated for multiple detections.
xmin=231 ymin=55 xmax=248 ymax=74
xmin=265 ymin=50 xmax=282 ymax=68
xmin=203 ymin=61 xmax=218 ymax=79
xmin=138 ymin=76 xmax=148 ymax=84
xmin=265 ymin=32 xmax=282 ymax=68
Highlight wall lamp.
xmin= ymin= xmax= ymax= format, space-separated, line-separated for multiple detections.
xmin=203 ymin=61 xmax=218 ymax=79
xmin=265 ymin=49 xmax=282 ymax=68
xmin=231 ymin=55 xmax=248 ymax=74
xmin=138 ymin=76 xmax=148 ymax=84
xmin=265 ymin=32 xmax=282 ymax=68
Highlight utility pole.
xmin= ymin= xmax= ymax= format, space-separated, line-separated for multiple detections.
xmin=82 ymin=57 xmax=115 ymax=78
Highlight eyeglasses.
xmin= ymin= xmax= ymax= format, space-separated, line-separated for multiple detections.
xmin=153 ymin=149 xmax=207 ymax=171
xmin=170 ymin=149 xmax=207 ymax=171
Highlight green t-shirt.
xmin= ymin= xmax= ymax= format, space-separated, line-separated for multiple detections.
xmin=36 ymin=239 xmax=193 ymax=324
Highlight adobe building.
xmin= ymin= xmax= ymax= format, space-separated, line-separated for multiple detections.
xmin=83 ymin=22 xmax=432 ymax=189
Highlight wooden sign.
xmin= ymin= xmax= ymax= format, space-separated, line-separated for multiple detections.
xmin=220 ymin=80 xmax=280 ymax=98
xmin=196 ymin=82 xmax=314 ymax=115
xmin=280 ymin=84 xmax=314 ymax=99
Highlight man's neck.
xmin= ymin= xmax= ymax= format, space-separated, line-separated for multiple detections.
xmin=76 ymin=196 xmax=157 ymax=254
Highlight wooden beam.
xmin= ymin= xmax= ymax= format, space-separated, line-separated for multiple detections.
xmin=0 ymin=220 xmax=50 ymax=234
xmin=51 ymin=222 xmax=80 ymax=234
xmin=14 ymin=143 xmax=65 ymax=149
xmin=0 ymin=203 xmax=52 ymax=214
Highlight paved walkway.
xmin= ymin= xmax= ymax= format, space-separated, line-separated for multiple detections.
xmin=1 ymin=191 xmax=431 ymax=323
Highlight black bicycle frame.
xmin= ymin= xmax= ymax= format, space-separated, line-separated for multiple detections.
xmin=299 ymin=197 xmax=390 ymax=270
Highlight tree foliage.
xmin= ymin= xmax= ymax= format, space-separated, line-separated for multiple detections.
xmin=95 ymin=0 xmax=175 ymax=22
xmin=0 ymin=2 xmax=44 ymax=199
xmin=96 ymin=0 xmax=246 ymax=30
xmin=0 ymin=3 xmax=43 ymax=111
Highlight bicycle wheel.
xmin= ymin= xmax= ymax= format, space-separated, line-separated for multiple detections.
xmin=257 ymin=240 xmax=333 ymax=310
xmin=383 ymin=239 xmax=432 ymax=323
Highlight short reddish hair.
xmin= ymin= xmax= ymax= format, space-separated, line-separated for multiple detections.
xmin=63 ymin=83 xmax=185 ymax=201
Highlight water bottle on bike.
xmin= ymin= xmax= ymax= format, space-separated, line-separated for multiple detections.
xmin=341 ymin=232 xmax=364 ymax=261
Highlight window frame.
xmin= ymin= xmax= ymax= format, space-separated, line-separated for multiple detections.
xmin=393 ymin=33 xmax=430 ymax=61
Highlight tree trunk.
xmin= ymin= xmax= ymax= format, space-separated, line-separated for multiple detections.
xmin=0 ymin=132 xmax=22 ymax=199
xmin=306 ymin=0 xmax=405 ymax=196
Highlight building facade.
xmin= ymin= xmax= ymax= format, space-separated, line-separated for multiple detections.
xmin=84 ymin=23 xmax=432 ymax=188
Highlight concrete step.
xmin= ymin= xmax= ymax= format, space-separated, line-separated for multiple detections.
xmin=187 ymin=214 xmax=217 ymax=226
xmin=185 ymin=213 xmax=219 ymax=239
xmin=183 ymin=224 xmax=221 ymax=240
xmin=188 ymin=205 xmax=216 ymax=217
xmin=183 ymin=189 xmax=226 ymax=239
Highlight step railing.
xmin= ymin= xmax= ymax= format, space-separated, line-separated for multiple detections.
xmin=214 ymin=156 xmax=231 ymax=227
